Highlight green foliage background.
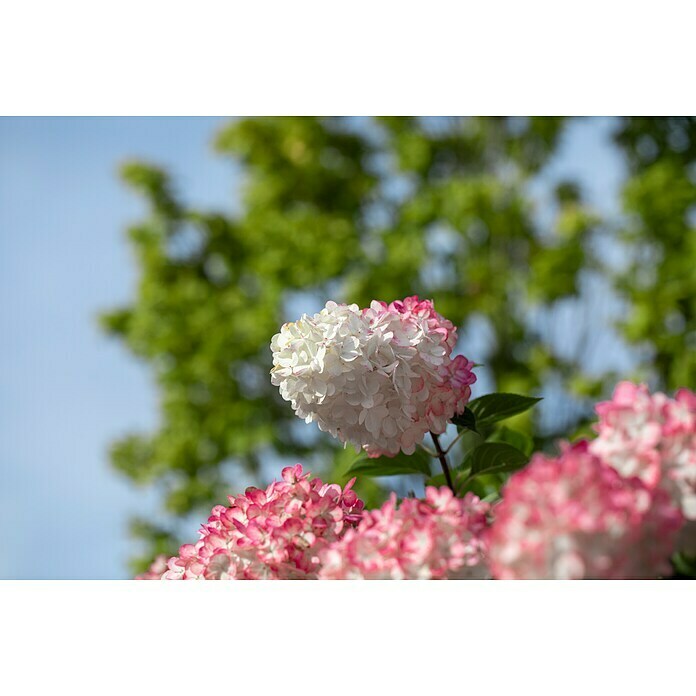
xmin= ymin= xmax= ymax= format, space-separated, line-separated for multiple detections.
xmin=99 ymin=117 xmax=696 ymax=572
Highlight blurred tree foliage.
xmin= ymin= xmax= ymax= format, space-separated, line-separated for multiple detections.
xmin=100 ymin=117 xmax=695 ymax=572
xmin=614 ymin=117 xmax=696 ymax=388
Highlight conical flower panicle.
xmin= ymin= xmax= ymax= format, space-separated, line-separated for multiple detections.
xmin=270 ymin=296 xmax=476 ymax=456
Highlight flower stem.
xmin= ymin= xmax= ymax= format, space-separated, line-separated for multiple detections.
xmin=443 ymin=429 xmax=465 ymax=455
xmin=430 ymin=432 xmax=455 ymax=494
xmin=417 ymin=443 xmax=438 ymax=457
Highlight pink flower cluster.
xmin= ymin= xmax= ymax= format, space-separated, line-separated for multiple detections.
xmin=319 ymin=487 xmax=490 ymax=579
xmin=488 ymin=442 xmax=683 ymax=579
xmin=590 ymin=382 xmax=696 ymax=521
xmin=158 ymin=465 xmax=364 ymax=580
xmin=135 ymin=555 xmax=168 ymax=580
xmin=140 ymin=470 xmax=492 ymax=580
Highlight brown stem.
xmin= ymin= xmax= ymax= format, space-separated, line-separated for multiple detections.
xmin=430 ymin=432 xmax=455 ymax=494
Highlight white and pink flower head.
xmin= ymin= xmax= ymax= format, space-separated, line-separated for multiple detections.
xmin=487 ymin=441 xmax=683 ymax=579
xmin=319 ymin=486 xmax=491 ymax=579
xmin=270 ymin=296 xmax=476 ymax=457
xmin=160 ymin=465 xmax=364 ymax=580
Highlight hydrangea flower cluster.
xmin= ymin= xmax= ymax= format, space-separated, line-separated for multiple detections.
xmin=158 ymin=465 xmax=364 ymax=580
xmin=270 ymin=296 xmax=476 ymax=457
xmin=319 ymin=487 xmax=490 ymax=579
xmin=589 ymin=382 xmax=696 ymax=521
xmin=487 ymin=442 xmax=683 ymax=579
xmin=135 ymin=555 xmax=168 ymax=580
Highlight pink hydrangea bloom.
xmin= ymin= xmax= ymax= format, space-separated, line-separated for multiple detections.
xmin=135 ymin=554 xmax=168 ymax=580
xmin=590 ymin=382 xmax=696 ymax=520
xmin=488 ymin=442 xmax=683 ymax=579
xmin=161 ymin=465 xmax=364 ymax=580
xmin=270 ymin=296 xmax=476 ymax=457
xmin=318 ymin=487 xmax=490 ymax=579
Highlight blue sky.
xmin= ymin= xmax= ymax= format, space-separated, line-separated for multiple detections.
xmin=0 ymin=117 xmax=624 ymax=579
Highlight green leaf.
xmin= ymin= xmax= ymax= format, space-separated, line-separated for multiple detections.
xmin=671 ymin=552 xmax=696 ymax=579
xmin=468 ymin=393 xmax=542 ymax=428
xmin=463 ymin=442 xmax=529 ymax=478
xmin=487 ymin=426 xmax=533 ymax=456
xmin=346 ymin=449 xmax=432 ymax=478
xmin=451 ymin=407 xmax=478 ymax=433
xmin=425 ymin=473 xmax=448 ymax=487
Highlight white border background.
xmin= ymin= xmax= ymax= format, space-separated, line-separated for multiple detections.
xmin=1 ymin=581 xmax=694 ymax=694
xmin=2 ymin=1 xmax=695 ymax=692
xmin=2 ymin=0 xmax=696 ymax=115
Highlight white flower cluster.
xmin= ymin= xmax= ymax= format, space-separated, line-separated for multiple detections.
xmin=270 ymin=297 xmax=475 ymax=457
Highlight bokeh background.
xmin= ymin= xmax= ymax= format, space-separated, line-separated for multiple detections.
xmin=1 ymin=117 xmax=694 ymax=579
